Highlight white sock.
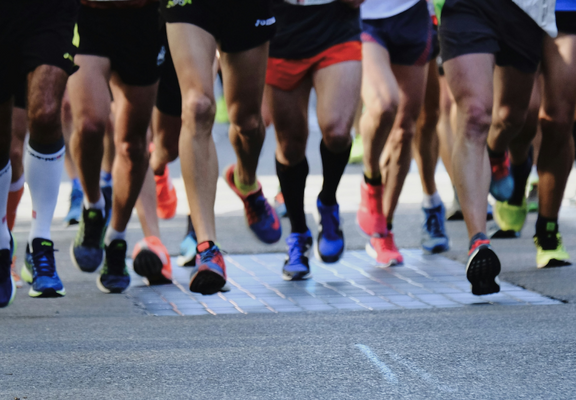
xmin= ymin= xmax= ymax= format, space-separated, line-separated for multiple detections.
xmin=423 ymin=191 xmax=443 ymax=209
xmin=83 ymin=191 xmax=105 ymax=217
xmin=25 ymin=142 xmax=65 ymax=244
xmin=0 ymin=162 xmax=12 ymax=250
xmin=9 ymin=173 xmax=25 ymax=193
xmin=105 ymin=227 xmax=126 ymax=246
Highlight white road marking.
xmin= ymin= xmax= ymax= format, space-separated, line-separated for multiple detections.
xmin=355 ymin=344 xmax=398 ymax=385
xmin=384 ymin=351 xmax=456 ymax=393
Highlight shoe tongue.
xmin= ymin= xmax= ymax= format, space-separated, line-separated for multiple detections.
xmin=31 ymin=238 xmax=53 ymax=252
xmin=109 ymin=239 xmax=126 ymax=250
xmin=197 ymin=241 xmax=214 ymax=253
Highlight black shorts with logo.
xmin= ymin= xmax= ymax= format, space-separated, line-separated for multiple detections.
xmin=161 ymin=0 xmax=275 ymax=53
xmin=76 ymin=2 xmax=161 ymax=86
xmin=156 ymin=27 xmax=181 ymax=117
xmin=439 ymin=0 xmax=544 ymax=73
xmin=0 ymin=0 xmax=78 ymax=104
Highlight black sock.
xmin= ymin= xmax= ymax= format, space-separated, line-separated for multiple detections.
xmin=509 ymin=147 xmax=533 ymax=206
xmin=487 ymin=145 xmax=505 ymax=160
xmin=535 ymin=214 xmax=558 ymax=237
xmin=276 ymin=158 xmax=309 ymax=234
xmin=469 ymin=232 xmax=488 ymax=250
xmin=364 ymin=173 xmax=382 ymax=186
xmin=318 ymin=140 xmax=351 ymax=206
xmin=387 ymin=223 xmax=393 ymax=232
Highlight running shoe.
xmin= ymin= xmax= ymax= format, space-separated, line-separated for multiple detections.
xmin=98 ymin=239 xmax=130 ymax=294
xmin=0 ymin=236 xmax=16 ymax=308
xmin=366 ymin=233 xmax=403 ymax=267
xmin=526 ymin=182 xmax=538 ymax=213
xmin=421 ymin=204 xmax=450 ymax=254
xmin=63 ymin=186 xmax=83 ymax=226
xmin=348 ymin=134 xmax=364 ymax=164
xmin=27 ymin=239 xmax=66 ymax=298
xmin=447 ymin=191 xmax=493 ymax=221
xmin=494 ymin=199 xmax=527 ymax=234
xmin=534 ymin=232 xmax=571 ymax=269
xmin=155 ymin=165 xmax=177 ymax=220
xmin=132 ymin=236 xmax=172 ymax=285
xmin=282 ymin=230 xmax=313 ymax=281
xmin=70 ymin=190 xmax=111 ymax=273
xmin=223 ymin=164 xmax=281 ymax=244
xmin=357 ymin=181 xmax=387 ymax=237
xmin=489 ymin=152 xmax=514 ymax=201
xmin=466 ymin=238 xmax=500 ymax=295
xmin=316 ymin=198 xmax=344 ymax=263
xmin=189 ymin=242 xmax=227 ymax=295
xmin=215 ymin=95 xmax=229 ymax=124
xmin=177 ymin=215 xmax=198 ymax=267
xmin=274 ymin=190 xmax=288 ymax=219
xmin=10 ymin=236 xmax=22 ymax=288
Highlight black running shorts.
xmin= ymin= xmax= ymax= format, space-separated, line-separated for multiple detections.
xmin=0 ymin=0 xmax=78 ymax=104
xmin=76 ymin=2 xmax=161 ymax=86
xmin=156 ymin=28 xmax=181 ymax=117
xmin=556 ymin=11 xmax=576 ymax=35
xmin=160 ymin=0 xmax=276 ymax=53
xmin=439 ymin=0 xmax=544 ymax=73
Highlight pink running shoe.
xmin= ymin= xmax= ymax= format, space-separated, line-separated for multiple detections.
xmin=366 ymin=233 xmax=403 ymax=267
xmin=357 ymin=181 xmax=387 ymax=236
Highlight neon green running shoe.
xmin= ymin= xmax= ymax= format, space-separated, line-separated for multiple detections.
xmin=215 ymin=96 xmax=229 ymax=124
xmin=348 ymin=134 xmax=363 ymax=164
xmin=534 ymin=232 xmax=571 ymax=269
xmin=526 ymin=182 xmax=538 ymax=213
xmin=494 ymin=198 xmax=527 ymax=233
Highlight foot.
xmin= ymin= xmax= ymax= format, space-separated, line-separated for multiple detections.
xmin=132 ymin=236 xmax=172 ymax=285
xmin=357 ymin=181 xmax=387 ymax=236
xmin=224 ymin=164 xmax=281 ymax=244
xmin=421 ymin=204 xmax=450 ymax=254
xmin=282 ymin=230 xmax=313 ymax=281
xmin=189 ymin=242 xmax=227 ymax=295
xmin=366 ymin=233 xmax=403 ymax=267
xmin=316 ymin=198 xmax=344 ymax=263
xmin=155 ymin=165 xmax=177 ymax=220
xmin=274 ymin=190 xmax=288 ymax=219
xmin=494 ymin=199 xmax=527 ymax=234
xmin=71 ymin=190 xmax=111 ymax=273
xmin=489 ymin=152 xmax=514 ymax=201
xmin=447 ymin=194 xmax=493 ymax=221
xmin=63 ymin=187 xmax=83 ymax=226
xmin=466 ymin=238 xmax=501 ymax=295
xmin=27 ymin=239 xmax=66 ymax=298
xmin=534 ymin=232 xmax=571 ymax=269
xmin=348 ymin=134 xmax=364 ymax=164
xmin=98 ymin=239 xmax=130 ymax=294
xmin=177 ymin=215 xmax=198 ymax=267
xmin=0 ymin=237 xmax=16 ymax=308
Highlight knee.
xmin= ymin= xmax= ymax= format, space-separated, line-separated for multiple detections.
xmin=365 ymin=97 xmax=399 ymax=130
xmin=276 ymin=138 xmax=306 ymax=166
xmin=77 ymin=117 xmax=107 ymax=143
xmin=493 ymin=105 xmax=528 ymax=134
xmin=230 ymin=113 xmax=262 ymax=141
xmin=181 ymin=93 xmax=215 ymax=133
xmin=28 ymin=103 xmax=61 ymax=134
xmin=115 ymin=135 xmax=148 ymax=164
xmin=460 ymin=101 xmax=492 ymax=143
xmin=321 ymin=119 xmax=353 ymax=153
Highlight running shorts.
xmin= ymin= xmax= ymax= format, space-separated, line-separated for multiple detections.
xmin=0 ymin=0 xmax=78 ymax=104
xmin=76 ymin=2 xmax=161 ymax=86
xmin=361 ymin=0 xmax=433 ymax=66
xmin=266 ymin=41 xmax=362 ymax=92
xmin=556 ymin=11 xmax=576 ymax=35
xmin=160 ymin=0 xmax=275 ymax=53
xmin=439 ymin=0 xmax=544 ymax=73
xmin=156 ymin=27 xmax=181 ymax=117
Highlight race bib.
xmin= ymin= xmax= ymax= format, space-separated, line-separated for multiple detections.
xmin=511 ymin=0 xmax=557 ymax=37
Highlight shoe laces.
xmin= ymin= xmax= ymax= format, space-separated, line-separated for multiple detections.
xmin=319 ymin=206 xmax=341 ymax=240
xmin=490 ymin=153 xmax=510 ymax=180
xmin=199 ymin=245 xmax=219 ymax=264
xmin=373 ymin=235 xmax=397 ymax=253
xmin=245 ymin=191 xmax=269 ymax=225
xmin=105 ymin=243 xmax=126 ymax=275
xmin=424 ymin=207 xmax=445 ymax=238
xmin=33 ymin=247 xmax=57 ymax=277
xmin=81 ymin=210 xmax=104 ymax=248
xmin=535 ymin=232 xmax=560 ymax=251
xmin=286 ymin=234 xmax=309 ymax=264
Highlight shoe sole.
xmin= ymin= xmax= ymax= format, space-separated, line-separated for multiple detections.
xmin=20 ymin=264 xmax=33 ymax=284
xmin=466 ymin=246 xmax=501 ymax=295
xmin=133 ymin=249 xmax=172 ymax=285
xmin=421 ymin=242 xmax=451 ymax=255
xmin=365 ymin=243 xmax=403 ymax=267
xmin=189 ymin=270 xmax=226 ymax=295
xmin=537 ymin=258 xmax=572 ymax=269
xmin=29 ymin=287 xmax=66 ymax=298
xmin=70 ymin=242 xmax=103 ymax=273
xmin=96 ymin=277 xmax=129 ymax=294
xmin=282 ymin=271 xmax=312 ymax=281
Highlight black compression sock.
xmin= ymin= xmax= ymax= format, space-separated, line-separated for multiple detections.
xmin=487 ymin=145 xmax=505 ymax=160
xmin=387 ymin=223 xmax=393 ymax=232
xmin=508 ymin=148 xmax=533 ymax=206
xmin=318 ymin=140 xmax=351 ymax=206
xmin=276 ymin=158 xmax=309 ymax=234
xmin=364 ymin=173 xmax=382 ymax=186
xmin=535 ymin=214 xmax=558 ymax=237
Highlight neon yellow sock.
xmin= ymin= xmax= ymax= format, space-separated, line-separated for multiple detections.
xmin=234 ymin=169 xmax=259 ymax=195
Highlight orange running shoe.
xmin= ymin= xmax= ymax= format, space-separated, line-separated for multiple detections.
xmin=132 ymin=236 xmax=172 ymax=285
xmin=366 ymin=233 xmax=403 ymax=267
xmin=357 ymin=182 xmax=387 ymax=237
xmin=155 ymin=166 xmax=177 ymax=220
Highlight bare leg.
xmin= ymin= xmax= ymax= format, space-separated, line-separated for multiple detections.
xmin=150 ymin=107 xmax=180 ymax=175
xmin=135 ymin=167 xmax=161 ymax=238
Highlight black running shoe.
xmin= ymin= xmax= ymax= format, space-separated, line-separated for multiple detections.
xmin=466 ymin=239 xmax=501 ymax=296
xmin=97 ymin=239 xmax=130 ymax=294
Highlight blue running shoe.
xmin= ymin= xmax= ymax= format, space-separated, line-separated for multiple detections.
xmin=177 ymin=215 xmax=198 ymax=267
xmin=189 ymin=241 xmax=227 ymax=295
xmin=63 ymin=187 xmax=83 ymax=226
xmin=315 ymin=198 xmax=344 ymax=263
xmin=27 ymin=239 xmax=65 ymax=298
xmin=0 ymin=235 xmax=16 ymax=308
xmin=283 ymin=230 xmax=313 ymax=281
xmin=97 ymin=239 xmax=130 ymax=294
xmin=70 ymin=189 xmax=111 ymax=272
xmin=421 ymin=204 xmax=450 ymax=254
xmin=224 ymin=165 xmax=282 ymax=244
xmin=489 ymin=152 xmax=514 ymax=201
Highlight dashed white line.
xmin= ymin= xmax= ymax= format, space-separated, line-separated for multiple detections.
xmin=355 ymin=344 xmax=398 ymax=384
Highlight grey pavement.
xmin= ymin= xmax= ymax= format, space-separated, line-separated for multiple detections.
xmin=2 ymin=119 xmax=576 ymax=398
